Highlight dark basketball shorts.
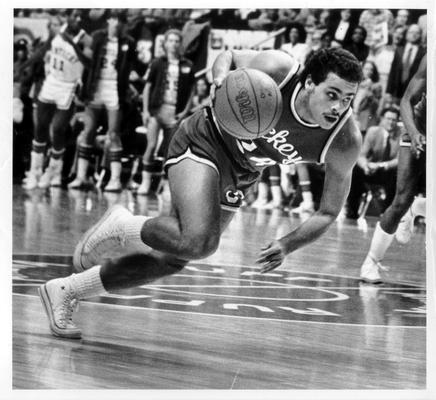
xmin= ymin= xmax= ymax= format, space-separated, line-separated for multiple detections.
xmin=165 ymin=108 xmax=261 ymax=211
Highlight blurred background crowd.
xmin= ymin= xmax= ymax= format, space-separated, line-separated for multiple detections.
xmin=13 ymin=8 xmax=427 ymax=219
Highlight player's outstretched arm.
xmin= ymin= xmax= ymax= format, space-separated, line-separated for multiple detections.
xmin=400 ymin=54 xmax=426 ymax=158
xmin=257 ymin=118 xmax=361 ymax=273
xmin=211 ymin=50 xmax=295 ymax=99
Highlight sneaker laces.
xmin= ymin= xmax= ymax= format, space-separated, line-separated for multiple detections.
xmin=58 ymin=290 xmax=79 ymax=327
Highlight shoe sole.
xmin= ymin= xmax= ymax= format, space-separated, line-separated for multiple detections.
xmin=360 ymin=277 xmax=383 ymax=284
xmin=73 ymin=204 xmax=126 ymax=272
xmin=38 ymin=284 xmax=82 ymax=339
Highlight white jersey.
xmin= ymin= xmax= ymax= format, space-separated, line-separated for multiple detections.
xmin=47 ymin=33 xmax=84 ymax=83
xmin=163 ymin=59 xmax=179 ymax=105
xmin=99 ymin=38 xmax=118 ymax=81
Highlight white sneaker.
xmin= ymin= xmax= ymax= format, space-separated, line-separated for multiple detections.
xmin=38 ymin=278 xmax=81 ymax=339
xmin=104 ymin=179 xmax=122 ymax=193
xmin=395 ymin=209 xmax=414 ymax=244
xmin=39 ymin=160 xmax=63 ymax=188
xmin=137 ymin=181 xmax=152 ymax=195
xmin=23 ymin=170 xmax=40 ymax=190
xmin=251 ymin=198 xmax=269 ymax=208
xmin=68 ymin=177 xmax=92 ymax=190
xmin=291 ymin=201 xmax=315 ymax=215
xmin=73 ymin=205 xmax=132 ymax=271
xmin=360 ymin=255 xmax=388 ymax=284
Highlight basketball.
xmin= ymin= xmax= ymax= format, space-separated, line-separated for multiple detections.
xmin=213 ymin=68 xmax=283 ymax=140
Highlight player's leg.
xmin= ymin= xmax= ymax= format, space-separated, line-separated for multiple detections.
xmin=39 ymin=159 xmax=230 ymax=338
xmin=104 ymin=107 xmax=124 ymax=192
xmin=138 ymin=116 xmax=160 ymax=195
xmin=39 ymin=106 xmax=75 ymax=188
xmin=360 ymin=146 xmax=419 ymax=283
xmin=24 ymin=100 xmax=55 ymax=189
xmin=69 ymin=107 xmax=101 ymax=189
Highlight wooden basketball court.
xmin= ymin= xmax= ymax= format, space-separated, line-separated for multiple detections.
xmin=12 ymin=186 xmax=427 ymax=392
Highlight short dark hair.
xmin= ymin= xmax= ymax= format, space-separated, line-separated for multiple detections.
xmin=381 ymin=106 xmax=400 ymax=119
xmin=299 ymin=48 xmax=363 ymax=85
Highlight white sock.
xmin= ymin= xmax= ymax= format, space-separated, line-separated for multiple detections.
xmin=270 ymin=185 xmax=282 ymax=205
xmin=76 ymin=158 xmax=89 ymax=181
xmin=368 ymin=222 xmax=394 ymax=262
xmin=69 ymin=265 xmax=107 ymax=299
xmin=124 ymin=215 xmax=153 ymax=253
xmin=110 ymin=161 xmax=122 ymax=181
xmin=411 ymin=196 xmax=426 ymax=218
xmin=302 ymin=190 xmax=313 ymax=204
xmin=256 ymin=182 xmax=269 ymax=202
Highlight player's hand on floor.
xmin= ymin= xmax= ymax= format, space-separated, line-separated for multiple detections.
xmin=256 ymin=240 xmax=286 ymax=273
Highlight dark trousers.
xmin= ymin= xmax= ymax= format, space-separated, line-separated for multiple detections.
xmin=347 ymin=164 xmax=397 ymax=217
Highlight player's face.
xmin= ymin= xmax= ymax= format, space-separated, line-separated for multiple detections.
xmin=306 ymin=72 xmax=358 ymax=129
xmin=68 ymin=10 xmax=82 ymax=32
xmin=164 ymin=33 xmax=181 ymax=56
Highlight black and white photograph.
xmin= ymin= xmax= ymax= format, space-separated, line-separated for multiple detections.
xmin=2 ymin=1 xmax=435 ymax=399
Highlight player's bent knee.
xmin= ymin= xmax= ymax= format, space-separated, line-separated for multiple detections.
xmin=180 ymin=234 xmax=220 ymax=259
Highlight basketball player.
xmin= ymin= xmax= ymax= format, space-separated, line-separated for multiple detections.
xmin=360 ymin=54 xmax=426 ymax=283
xmin=24 ymin=10 xmax=92 ymax=190
xmin=68 ymin=11 xmax=135 ymax=192
xmin=39 ymin=48 xmax=363 ymax=338
xmin=137 ymin=29 xmax=195 ymax=195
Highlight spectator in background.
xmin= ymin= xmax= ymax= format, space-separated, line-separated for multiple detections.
xmin=251 ymin=165 xmax=283 ymax=209
xmin=280 ymin=22 xmax=309 ymax=65
xmin=68 ymin=11 xmax=136 ymax=192
xmin=23 ymin=9 xmax=92 ymax=190
xmin=247 ymin=9 xmax=278 ymax=31
xmin=358 ymin=9 xmax=394 ymax=51
xmin=417 ymin=14 xmax=427 ymax=46
xmin=386 ymin=24 xmax=425 ymax=104
xmin=394 ymin=10 xmax=410 ymax=30
xmin=353 ymin=60 xmax=383 ymax=135
xmin=346 ymin=107 xmax=401 ymax=219
xmin=328 ymin=9 xmax=356 ymax=48
xmin=344 ymin=26 xmax=369 ymax=63
xmin=189 ymin=77 xmax=210 ymax=115
xmin=138 ymin=29 xmax=195 ymax=195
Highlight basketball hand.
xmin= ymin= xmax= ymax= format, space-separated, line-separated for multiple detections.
xmin=411 ymin=132 xmax=426 ymax=158
xmin=210 ymin=76 xmax=225 ymax=102
xmin=256 ymin=240 xmax=286 ymax=273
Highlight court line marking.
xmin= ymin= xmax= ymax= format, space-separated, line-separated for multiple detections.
xmin=13 ymin=292 xmax=426 ymax=329
xmin=12 ymin=253 xmax=426 ymax=289
xmin=11 ymin=282 xmax=427 ymax=293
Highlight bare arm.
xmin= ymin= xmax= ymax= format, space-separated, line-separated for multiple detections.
xmin=211 ymin=49 xmax=295 ymax=98
xmin=400 ymin=54 xmax=426 ymax=157
xmin=257 ymin=117 xmax=362 ymax=272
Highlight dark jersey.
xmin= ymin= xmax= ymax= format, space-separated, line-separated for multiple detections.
xmin=218 ymin=63 xmax=352 ymax=169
